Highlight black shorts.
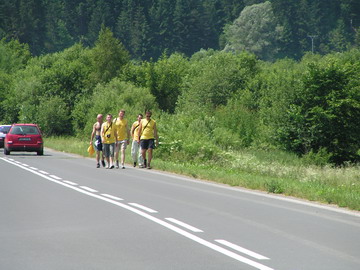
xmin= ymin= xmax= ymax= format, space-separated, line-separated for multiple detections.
xmin=140 ymin=139 xmax=155 ymax=150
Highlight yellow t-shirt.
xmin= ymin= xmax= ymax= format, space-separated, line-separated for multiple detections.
xmin=113 ymin=118 xmax=128 ymax=141
xmin=140 ymin=119 xmax=156 ymax=140
xmin=131 ymin=121 xmax=141 ymax=140
xmin=101 ymin=122 xmax=116 ymax=144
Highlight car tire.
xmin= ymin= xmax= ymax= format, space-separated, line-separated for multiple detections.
xmin=4 ymin=148 xmax=10 ymax=155
xmin=37 ymin=149 xmax=44 ymax=156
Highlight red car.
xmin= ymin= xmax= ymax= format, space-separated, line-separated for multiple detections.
xmin=4 ymin=124 xmax=44 ymax=155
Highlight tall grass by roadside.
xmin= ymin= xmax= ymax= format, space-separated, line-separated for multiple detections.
xmin=45 ymin=136 xmax=360 ymax=211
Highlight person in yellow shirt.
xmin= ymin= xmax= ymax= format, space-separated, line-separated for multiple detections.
xmin=137 ymin=111 xmax=159 ymax=169
xmin=113 ymin=109 xmax=130 ymax=169
xmin=130 ymin=114 xmax=144 ymax=167
xmin=101 ymin=114 xmax=117 ymax=169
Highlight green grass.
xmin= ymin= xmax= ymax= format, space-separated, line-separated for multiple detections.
xmin=45 ymin=136 xmax=360 ymax=211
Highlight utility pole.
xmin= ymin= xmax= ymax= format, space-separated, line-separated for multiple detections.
xmin=307 ymin=35 xmax=317 ymax=54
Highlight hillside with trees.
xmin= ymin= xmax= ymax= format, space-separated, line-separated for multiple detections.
xmin=1 ymin=0 xmax=359 ymax=60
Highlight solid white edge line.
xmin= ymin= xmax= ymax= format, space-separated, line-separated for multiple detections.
xmin=79 ymin=186 xmax=98 ymax=193
xmin=165 ymin=218 xmax=203 ymax=233
xmin=1 ymin=157 xmax=275 ymax=270
xmin=215 ymin=240 xmax=270 ymax=260
xmin=101 ymin=194 xmax=123 ymax=201
xmin=128 ymin=203 xmax=158 ymax=213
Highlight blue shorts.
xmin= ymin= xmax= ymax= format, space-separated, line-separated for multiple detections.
xmin=94 ymin=135 xmax=102 ymax=151
xmin=140 ymin=139 xmax=155 ymax=150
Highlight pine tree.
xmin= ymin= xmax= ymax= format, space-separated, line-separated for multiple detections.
xmin=90 ymin=26 xmax=130 ymax=83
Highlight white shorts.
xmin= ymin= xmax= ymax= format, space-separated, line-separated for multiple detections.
xmin=115 ymin=140 xmax=127 ymax=151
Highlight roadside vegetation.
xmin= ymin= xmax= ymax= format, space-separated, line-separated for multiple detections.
xmin=1 ymin=27 xmax=359 ymax=211
xmin=45 ymin=136 xmax=360 ymax=211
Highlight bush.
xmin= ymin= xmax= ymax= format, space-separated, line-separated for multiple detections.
xmin=302 ymin=148 xmax=333 ymax=167
xmin=278 ymin=60 xmax=360 ymax=164
xmin=37 ymin=96 xmax=70 ymax=136
xmin=177 ymin=51 xmax=258 ymax=113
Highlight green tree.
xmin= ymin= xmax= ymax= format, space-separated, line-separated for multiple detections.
xmin=37 ymin=96 xmax=70 ymax=136
xmin=86 ymin=0 xmax=111 ymax=44
xmin=328 ymin=19 xmax=352 ymax=52
xmin=44 ymin=0 xmax=73 ymax=52
xmin=277 ymin=56 xmax=360 ymax=164
xmin=178 ymin=51 xmax=258 ymax=113
xmin=146 ymin=53 xmax=189 ymax=113
xmin=89 ymin=26 xmax=130 ymax=83
xmin=0 ymin=39 xmax=31 ymax=122
xmin=129 ymin=6 xmax=150 ymax=60
xmin=120 ymin=52 xmax=189 ymax=113
xmin=223 ymin=1 xmax=283 ymax=61
xmin=152 ymin=0 xmax=176 ymax=58
xmin=81 ymin=78 xmax=158 ymax=136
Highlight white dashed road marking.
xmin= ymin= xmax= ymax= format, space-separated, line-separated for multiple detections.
xmin=128 ymin=203 xmax=158 ymax=213
xmin=63 ymin=180 xmax=78 ymax=186
xmin=1 ymin=157 xmax=275 ymax=270
xmin=79 ymin=186 xmax=98 ymax=193
xmin=49 ymin=175 xmax=62 ymax=180
xmin=165 ymin=218 xmax=203 ymax=233
xmin=215 ymin=239 xmax=270 ymax=260
xmin=101 ymin=194 xmax=123 ymax=201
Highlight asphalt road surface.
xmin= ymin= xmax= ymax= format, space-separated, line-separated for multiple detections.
xmin=1 ymin=148 xmax=359 ymax=270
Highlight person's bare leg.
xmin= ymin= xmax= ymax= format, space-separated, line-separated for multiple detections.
xmin=96 ymin=151 xmax=100 ymax=163
xmin=141 ymin=148 xmax=147 ymax=167
xmin=147 ymin=149 xmax=153 ymax=168
xmin=121 ymin=147 xmax=125 ymax=168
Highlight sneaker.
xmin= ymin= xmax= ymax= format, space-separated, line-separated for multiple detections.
xmin=116 ymin=160 xmax=119 ymax=169
xmin=122 ymin=166 xmax=125 ymax=169
xmin=147 ymin=166 xmax=152 ymax=170
xmin=101 ymin=160 xmax=106 ymax=167
xmin=96 ymin=163 xmax=100 ymax=168
xmin=133 ymin=162 xmax=136 ymax=167
xmin=110 ymin=165 xmax=114 ymax=169
xmin=144 ymin=159 xmax=147 ymax=168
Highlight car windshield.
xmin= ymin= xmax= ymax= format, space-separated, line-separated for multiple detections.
xmin=0 ymin=126 xmax=11 ymax=134
xmin=11 ymin=125 xmax=39 ymax=135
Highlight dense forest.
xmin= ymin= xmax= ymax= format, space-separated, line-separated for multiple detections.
xmin=0 ymin=0 xmax=360 ymax=166
xmin=1 ymin=0 xmax=360 ymax=60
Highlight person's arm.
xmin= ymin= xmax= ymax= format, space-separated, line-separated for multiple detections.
xmin=90 ymin=124 xmax=95 ymax=145
xmin=114 ymin=123 xmax=118 ymax=143
xmin=153 ymin=122 xmax=159 ymax=147
xmin=100 ymin=123 xmax=105 ymax=143
xmin=126 ymin=122 xmax=130 ymax=145
xmin=137 ymin=122 xmax=143 ymax=143
xmin=130 ymin=123 xmax=135 ymax=140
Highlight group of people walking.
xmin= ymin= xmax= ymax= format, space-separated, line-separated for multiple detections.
xmin=90 ymin=110 xmax=158 ymax=169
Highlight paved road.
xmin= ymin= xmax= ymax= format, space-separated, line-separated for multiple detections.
xmin=1 ymin=148 xmax=359 ymax=270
